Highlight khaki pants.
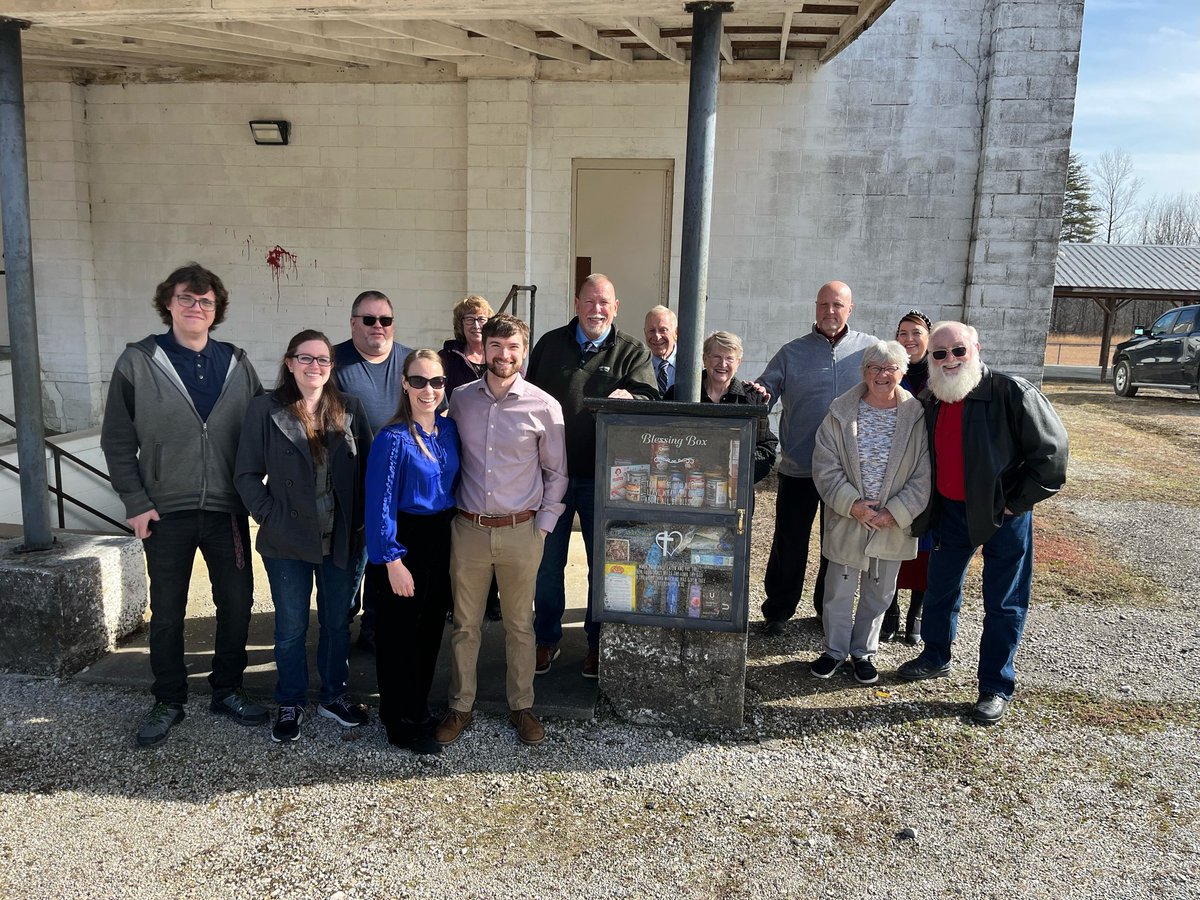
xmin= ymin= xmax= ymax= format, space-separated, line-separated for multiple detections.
xmin=448 ymin=514 xmax=544 ymax=712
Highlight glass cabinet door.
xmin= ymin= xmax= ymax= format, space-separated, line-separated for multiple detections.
xmin=591 ymin=411 xmax=757 ymax=633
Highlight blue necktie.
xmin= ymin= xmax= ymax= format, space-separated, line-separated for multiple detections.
xmin=657 ymin=360 xmax=669 ymax=395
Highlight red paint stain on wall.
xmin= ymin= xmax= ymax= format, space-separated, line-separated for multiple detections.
xmin=266 ymin=245 xmax=299 ymax=304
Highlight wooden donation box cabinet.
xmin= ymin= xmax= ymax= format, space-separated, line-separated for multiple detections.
xmin=586 ymin=400 xmax=763 ymax=634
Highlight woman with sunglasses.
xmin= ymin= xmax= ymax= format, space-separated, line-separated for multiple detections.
xmin=235 ymin=330 xmax=373 ymax=743
xmin=882 ymin=309 xmax=933 ymax=644
xmin=809 ymin=340 xmax=930 ymax=685
xmin=364 ymin=350 xmax=461 ymax=755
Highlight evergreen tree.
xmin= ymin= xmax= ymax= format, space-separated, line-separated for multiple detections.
xmin=1061 ymin=152 xmax=1100 ymax=243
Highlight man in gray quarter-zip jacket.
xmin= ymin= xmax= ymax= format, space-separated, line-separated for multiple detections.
xmin=101 ymin=263 xmax=268 ymax=748
xmin=752 ymin=281 xmax=878 ymax=635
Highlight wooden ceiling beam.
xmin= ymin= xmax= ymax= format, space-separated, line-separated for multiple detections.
xmin=539 ymin=17 xmax=632 ymax=64
xmin=620 ymin=17 xmax=685 ymax=65
xmin=446 ymin=18 xmax=591 ymax=64
xmin=320 ymin=18 xmax=532 ymax=63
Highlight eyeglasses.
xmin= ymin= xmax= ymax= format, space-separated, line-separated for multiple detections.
xmin=866 ymin=365 xmax=901 ymax=376
xmin=405 ymin=375 xmax=446 ymax=389
xmin=355 ymin=315 xmax=394 ymax=327
xmin=173 ymin=293 xmax=217 ymax=311
xmin=931 ymin=346 xmax=969 ymax=361
xmin=461 ymin=316 xmax=489 ymax=326
xmin=290 ymin=354 xmax=333 ymax=367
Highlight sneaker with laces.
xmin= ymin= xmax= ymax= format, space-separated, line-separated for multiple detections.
xmin=435 ymin=709 xmax=473 ymax=746
xmin=509 ymin=708 xmax=546 ymax=745
xmin=317 ymin=696 xmax=369 ymax=728
xmin=271 ymin=705 xmax=304 ymax=743
xmin=852 ymin=655 xmax=879 ymax=685
xmin=210 ymin=687 xmax=269 ymax=726
xmin=810 ymin=653 xmax=844 ymax=679
xmin=136 ymin=701 xmax=185 ymax=747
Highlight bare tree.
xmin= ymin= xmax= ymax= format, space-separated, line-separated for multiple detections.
xmin=1091 ymin=149 xmax=1143 ymax=243
xmin=1136 ymin=192 xmax=1200 ymax=245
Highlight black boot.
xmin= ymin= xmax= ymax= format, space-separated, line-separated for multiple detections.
xmin=880 ymin=594 xmax=901 ymax=642
xmin=905 ymin=591 xmax=923 ymax=645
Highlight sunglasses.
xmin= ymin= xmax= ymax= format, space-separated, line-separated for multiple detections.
xmin=931 ymin=346 xmax=969 ymax=361
xmin=405 ymin=375 xmax=446 ymax=389
xmin=355 ymin=315 xmax=394 ymax=327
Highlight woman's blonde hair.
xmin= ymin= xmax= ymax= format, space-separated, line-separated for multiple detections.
xmin=452 ymin=295 xmax=494 ymax=343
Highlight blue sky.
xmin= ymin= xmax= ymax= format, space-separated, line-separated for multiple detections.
xmin=1071 ymin=0 xmax=1200 ymax=199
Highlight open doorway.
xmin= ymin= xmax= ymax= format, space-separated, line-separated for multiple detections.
xmin=571 ymin=158 xmax=673 ymax=333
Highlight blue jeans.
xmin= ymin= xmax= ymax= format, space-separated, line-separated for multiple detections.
xmin=264 ymin=552 xmax=366 ymax=707
xmin=920 ymin=499 xmax=1033 ymax=699
xmin=534 ymin=476 xmax=598 ymax=649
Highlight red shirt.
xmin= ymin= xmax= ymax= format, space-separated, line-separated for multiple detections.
xmin=934 ymin=400 xmax=966 ymax=501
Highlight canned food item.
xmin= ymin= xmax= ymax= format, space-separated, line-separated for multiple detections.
xmin=687 ymin=472 xmax=706 ymax=507
xmin=652 ymin=441 xmax=672 ymax=472
xmin=669 ymin=472 xmax=687 ymax=505
xmin=705 ymin=470 xmax=728 ymax=508
xmin=653 ymin=474 xmax=668 ymax=505
xmin=624 ymin=481 xmax=641 ymax=503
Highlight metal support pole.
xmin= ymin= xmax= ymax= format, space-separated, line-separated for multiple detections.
xmin=675 ymin=2 xmax=729 ymax=403
xmin=1 ymin=19 xmax=53 ymax=551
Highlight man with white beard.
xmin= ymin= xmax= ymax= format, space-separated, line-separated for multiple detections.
xmin=897 ymin=322 xmax=1068 ymax=725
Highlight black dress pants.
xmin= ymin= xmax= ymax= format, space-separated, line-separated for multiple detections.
xmin=761 ymin=473 xmax=829 ymax=621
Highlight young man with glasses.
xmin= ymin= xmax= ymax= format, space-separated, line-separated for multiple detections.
xmin=101 ymin=263 xmax=267 ymax=747
xmin=333 ymin=290 xmax=414 ymax=652
xmin=897 ymin=321 xmax=1068 ymax=725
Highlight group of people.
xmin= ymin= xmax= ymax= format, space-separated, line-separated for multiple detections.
xmin=755 ymin=281 xmax=1069 ymax=724
xmin=101 ymin=263 xmax=1066 ymax=757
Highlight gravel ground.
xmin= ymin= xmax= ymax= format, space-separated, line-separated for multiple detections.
xmin=3 ymin=422 xmax=1200 ymax=898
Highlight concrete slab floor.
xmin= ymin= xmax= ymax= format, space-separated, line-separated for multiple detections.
xmin=76 ymin=523 xmax=598 ymax=721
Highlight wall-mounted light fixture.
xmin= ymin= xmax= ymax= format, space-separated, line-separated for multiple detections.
xmin=249 ymin=120 xmax=290 ymax=145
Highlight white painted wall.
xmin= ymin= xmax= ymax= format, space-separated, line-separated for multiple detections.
xmin=14 ymin=0 xmax=1082 ymax=436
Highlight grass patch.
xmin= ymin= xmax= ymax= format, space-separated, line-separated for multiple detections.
xmin=1031 ymin=507 xmax=1169 ymax=608
xmin=1026 ymin=687 xmax=1200 ymax=734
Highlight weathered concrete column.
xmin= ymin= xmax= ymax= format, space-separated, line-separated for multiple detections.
xmin=960 ymin=0 xmax=1084 ymax=383
xmin=0 ymin=18 xmax=52 ymax=550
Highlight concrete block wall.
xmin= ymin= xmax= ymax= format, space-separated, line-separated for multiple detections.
xmin=77 ymin=82 xmax=468 ymax=387
xmin=963 ymin=0 xmax=1084 ymax=379
xmin=14 ymin=0 xmax=1082 ymax=434
xmin=467 ymin=79 xmax=534 ymax=309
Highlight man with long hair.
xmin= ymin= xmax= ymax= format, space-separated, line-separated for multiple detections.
xmin=101 ymin=263 xmax=267 ymax=747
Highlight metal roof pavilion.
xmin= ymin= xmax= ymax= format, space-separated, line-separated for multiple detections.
xmin=1055 ymin=243 xmax=1200 ymax=301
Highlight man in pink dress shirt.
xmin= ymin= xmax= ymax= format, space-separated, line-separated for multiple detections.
xmin=436 ymin=314 xmax=568 ymax=747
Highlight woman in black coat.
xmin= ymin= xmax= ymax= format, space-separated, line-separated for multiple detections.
xmin=235 ymin=329 xmax=373 ymax=743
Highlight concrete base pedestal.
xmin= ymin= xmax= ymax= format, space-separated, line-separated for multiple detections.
xmin=600 ymin=623 xmax=746 ymax=729
xmin=0 ymin=533 xmax=147 ymax=676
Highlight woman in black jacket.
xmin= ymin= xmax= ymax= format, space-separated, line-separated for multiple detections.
xmin=235 ymin=329 xmax=373 ymax=743
xmin=666 ymin=331 xmax=778 ymax=483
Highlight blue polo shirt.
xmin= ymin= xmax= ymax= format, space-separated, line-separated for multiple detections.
xmin=155 ymin=329 xmax=232 ymax=421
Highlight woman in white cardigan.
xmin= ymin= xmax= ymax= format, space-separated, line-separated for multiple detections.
xmin=810 ymin=340 xmax=931 ymax=685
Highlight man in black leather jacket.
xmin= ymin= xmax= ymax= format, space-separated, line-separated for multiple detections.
xmin=898 ymin=322 xmax=1068 ymax=725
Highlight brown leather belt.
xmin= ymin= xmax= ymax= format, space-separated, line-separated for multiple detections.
xmin=458 ymin=509 xmax=536 ymax=527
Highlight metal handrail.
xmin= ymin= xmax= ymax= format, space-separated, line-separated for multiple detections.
xmin=499 ymin=284 xmax=537 ymax=338
xmin=0 ymin=411 xmax=132 ymax=534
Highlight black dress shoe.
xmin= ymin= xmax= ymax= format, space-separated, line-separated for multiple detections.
xmin=896 ymin=656 xmax=952 ymax=681
xmin=762 ymin=619 xmax=786 ymax=637
xmin=970 ymin=692 xmax=1009 ymax=725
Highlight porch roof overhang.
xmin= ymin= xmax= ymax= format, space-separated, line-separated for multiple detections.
xmin=1 ymin=1 xmax=895 ymax=84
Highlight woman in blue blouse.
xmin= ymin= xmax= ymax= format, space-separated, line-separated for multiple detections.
xmin=365 ymin=349 xmax=460 ymax=755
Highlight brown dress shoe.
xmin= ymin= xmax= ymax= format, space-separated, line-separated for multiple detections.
xmin=582 ymin=648 xmax=599 ymax=680
xmin=509 ymin=708 xmax=545 ymax=745
xmin=435 ymin=709 xmax=473 ymax=746
xmin=535 ymin=644 xmax=560 ymax=676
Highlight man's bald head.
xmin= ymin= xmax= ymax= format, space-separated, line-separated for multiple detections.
xmin=815 ymin=281 xmax=853 ymax=338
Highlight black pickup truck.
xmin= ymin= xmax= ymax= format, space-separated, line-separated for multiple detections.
xmin=1111 ymin=304 xmax=1200 ymax=398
